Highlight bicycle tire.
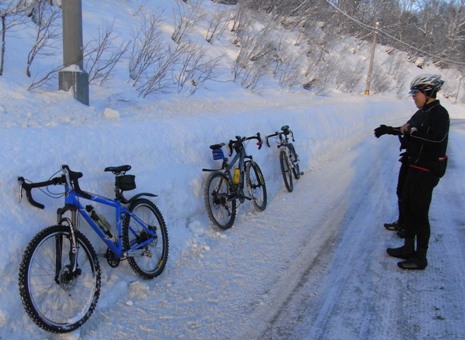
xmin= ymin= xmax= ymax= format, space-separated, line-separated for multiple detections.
xmin=280 ymin=150 xmax=293 ymax=192
xmin=18 ymin=225 xmax=101 ymax=333
xmin=123 ymin=198 xmax=169 ymax=279
xmin=246 ymin=161 xmax=267 ymax=211
xmin=204 ymin=171 xmax=236 ymax=230
xmin=288 ymin=143 xmax=301 ymax=179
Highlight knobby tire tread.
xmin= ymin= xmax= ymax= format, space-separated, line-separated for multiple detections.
xmin=18 ymin=225 xmax=101 ymax=333
xmin=204 ymin=171 xmax=236 ymax=230
xmin=123 ymin=199 xmax=169 ymax=279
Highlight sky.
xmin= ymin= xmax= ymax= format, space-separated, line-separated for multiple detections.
xmin=1 ymin=1 xmax=465 ymax=339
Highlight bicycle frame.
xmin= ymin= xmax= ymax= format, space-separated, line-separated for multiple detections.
xmin=203 ymin=140 xmax=253 ymax=196
xmin=62 ymin=188 xmax=156 ymax=260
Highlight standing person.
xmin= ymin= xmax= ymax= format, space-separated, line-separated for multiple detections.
xmin=381 ymin=74 xmax=449 ymax=270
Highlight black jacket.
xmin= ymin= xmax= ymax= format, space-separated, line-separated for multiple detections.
xmin=404 ymin=100 xmax=449 ymax=177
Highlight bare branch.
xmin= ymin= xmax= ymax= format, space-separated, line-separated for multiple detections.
xmin=85 ymin=21 xmax=129 ymax=85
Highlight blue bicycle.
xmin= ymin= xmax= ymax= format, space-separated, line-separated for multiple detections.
xmin=17 ymin=164 xmax=168 ymax=333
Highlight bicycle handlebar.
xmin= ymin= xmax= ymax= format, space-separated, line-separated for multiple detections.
xmin=265 ymin=132 xmax=279 ymax=147
xmin=17 ymin=176 xmax=65 ymax=209
xmin=265 ymin=126 xmax=295 ymax=147
xmin=18 ymin=165 xmax=90 ymax=209
xmin=227 ymin=133 xmax=263 ymax=156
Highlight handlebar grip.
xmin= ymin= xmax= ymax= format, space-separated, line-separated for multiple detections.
xmin=25 ymin=189 xmax=45 ymax=209
xmin=265 ymin=132 xmax=279 ymax=147
xmin=266 ymin=137 xmax=271 ymax=148
xmin=17 ymin=175 xmax=66 ymax=209
xmin=256 ymin=133 xmax=263 ymax=150
xmin=228 ymin=140 xmax=234 ymax=156
xmin=18 ymin=177 xmax=45 ymax=209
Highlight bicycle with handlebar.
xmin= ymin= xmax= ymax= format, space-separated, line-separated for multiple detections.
xmin=17 ymin=164 xmax=169 ymax=333
xmin=202 ymin=133 xmax=267 ymax=230
xmin=265 ymin=125 xmax=303 ymax=192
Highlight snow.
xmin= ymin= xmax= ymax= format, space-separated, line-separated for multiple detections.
xmin=1 ymin=1 xmax=465 ymax=339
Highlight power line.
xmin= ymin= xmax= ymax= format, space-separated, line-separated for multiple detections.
xmin=324 ymin=0 xmax=465 ymax=67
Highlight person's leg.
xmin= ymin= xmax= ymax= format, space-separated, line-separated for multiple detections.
xmin=384 ymin=162 xmax=408 ymax=232
xmin=396 ymin=161 xmax=409 ymax=227
xmin=387 ymin=171 xmax=415 ymax=259
xmin=398 ymin=172 xmax=439 ymax=270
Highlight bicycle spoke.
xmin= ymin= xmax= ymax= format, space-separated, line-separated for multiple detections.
xmin=19 ymin=226 xmax=100 ymax=333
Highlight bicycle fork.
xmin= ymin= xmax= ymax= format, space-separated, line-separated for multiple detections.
xmin=54 ymin=207 xmax=81 ymax=285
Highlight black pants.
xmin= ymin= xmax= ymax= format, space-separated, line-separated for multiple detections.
xmin=396 ymin=161 xmax=409 ymax=225
xmin=401 ymin=167 xmax=439 ymax=255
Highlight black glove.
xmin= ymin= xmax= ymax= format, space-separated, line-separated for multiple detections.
xmin=374 ymin=124 xmax=394 ymax=138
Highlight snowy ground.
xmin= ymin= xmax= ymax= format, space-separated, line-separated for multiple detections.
xmin=1 ymin=91 xmax=465 ymax=340
xmin=1 ymin=0 xmax=465 ymax=339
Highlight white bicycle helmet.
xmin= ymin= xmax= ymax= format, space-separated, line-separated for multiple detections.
xmin=410 ymin=74 xmax=444 ymax=96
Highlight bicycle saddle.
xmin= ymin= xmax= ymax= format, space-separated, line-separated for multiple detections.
xmin=209 ymin=143 xmax=225 ymax=150
xmin=104 ymin=165 xmax=131 ymax=174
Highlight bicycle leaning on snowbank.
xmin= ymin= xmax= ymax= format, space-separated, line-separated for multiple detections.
xmin=17 ymin=164 xmax=169 ymax=333
xmin=265 ymin=125 xmax=303 ymax=192
xmin=202 ymin=133 xmax=267 ymax=230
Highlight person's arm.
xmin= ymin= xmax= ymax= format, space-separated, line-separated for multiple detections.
xmin=409 ymin=108 xmax=449 ymax=146
xmin=374 ymin=125 xmax=402 ymax=138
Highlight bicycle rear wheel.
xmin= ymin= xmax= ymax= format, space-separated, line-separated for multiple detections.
xmin=288 ymin=143 xmax=301 ymax=179
xmin=204 ymin=171 xmax=236 ymax=229
xmin=246 ymin=161 xmax=267 ymax=211
xmin=18 ymin=225 xmax=101 ymax=333
xmin=123 ymin=199 xmax=169 ymax=279
xmin=280 ymin=150 xmax=293 ymax=192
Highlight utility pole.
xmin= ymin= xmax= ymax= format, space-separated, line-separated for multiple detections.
xmin=59 ymin=0 xmax=89 ymax=105
xmin=456 ymin=76 xmax=462 ymax=104
xmin=365 ymin=22 xmax=379 ymax=96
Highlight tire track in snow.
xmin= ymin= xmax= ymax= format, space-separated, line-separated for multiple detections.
xmin=255 ymin=133 xmax=398 ymax=339
xmin=258 ymin=121 xmax=465 ymax=340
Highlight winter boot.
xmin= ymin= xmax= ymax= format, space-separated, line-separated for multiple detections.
xmin=384 ymin=220 xmax=400 ymax=231
xmin=386 ymin=238 xmax=415 ymax=259
xmin=398 ymin=248 xmax=427 ymax=270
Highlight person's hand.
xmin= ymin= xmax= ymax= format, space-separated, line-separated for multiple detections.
xmin=374 ymin=125 xmax=394 ymax=138
xmin=400 ymin=123 xmax=410 ymax=135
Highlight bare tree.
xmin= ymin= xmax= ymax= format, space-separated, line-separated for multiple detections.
xmin=25 ymin=0 xmax=61 ymax=77
xmin=205 ymin=5 xmax=229 ymax=43
xmin=27 ymin=62 xmax=61 ymax=90
xmin=0 ymin=0 xmax=35 ymax=75
xmin=172 ymin=0 xmax=203 ymax=44
xmin=136 ymin=43 xmax=185 ymax=97
xmin=128 ymin=12 xmax=165 ymax=85
xmin=128 ymin=11 xmax=183 ymax=97
xmin=174 ymin=41 xmax=222 ymax=94
xmin=85 ymin=21 xmax=129 ymax=85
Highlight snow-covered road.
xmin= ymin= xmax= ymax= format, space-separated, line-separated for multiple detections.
xmin=73 ymin=120 xmax=465 ymax=340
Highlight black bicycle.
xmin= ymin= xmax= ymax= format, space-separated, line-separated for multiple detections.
xmin=202 ymin=133 xmax=267 ymax=230
xmin=266 ymin=125 xmax=303 ymax=192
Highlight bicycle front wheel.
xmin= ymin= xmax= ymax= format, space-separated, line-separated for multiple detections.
xmin=280 ymin=150 xmax=293 ymax=192
xmin=204 ymin=171 xmax=236 ymax=230
xmin=288 ymin=143 xmax=301 ymax=179
xmin=123 ymin=199 xmax=169 ymax=280
xmin=18 ymin=225 xmax=101 ymax=333
xmin=246 ymin=161 xmax=267 ymax=211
